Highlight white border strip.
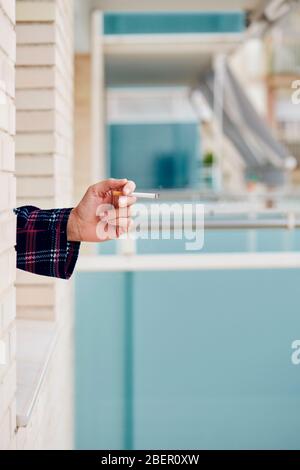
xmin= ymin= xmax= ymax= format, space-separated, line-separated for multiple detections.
xmin=77 ymin=252 xmax=300 ymax=272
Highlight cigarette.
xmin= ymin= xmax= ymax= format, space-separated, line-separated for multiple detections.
xmin=112 ymin=191 xmax=160 ymax=200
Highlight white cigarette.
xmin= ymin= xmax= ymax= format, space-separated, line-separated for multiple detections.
xmin=132 ymin=192 xmax=159 ymax=200
xmin=113 ymin=191 xmax=160 ymax=200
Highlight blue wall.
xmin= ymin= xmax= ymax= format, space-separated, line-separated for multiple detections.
xmin=133 ymin=269 xmax=300 ymax=449
xmin=108 ymin=123 xmax=200 ymax=190
xmin=75 ymin=230 xmax=300 ymax=450
xmin=104 ymin=12 xmax=245 ymax=35
xmin=75 ymin=273 xmax=127 ymax=449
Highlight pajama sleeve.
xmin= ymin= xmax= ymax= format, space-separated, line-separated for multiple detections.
xmin=14 ymin=206 xmax=81 ymax=280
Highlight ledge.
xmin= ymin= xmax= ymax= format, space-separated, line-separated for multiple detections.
xmin=16 ymin=319 xmax=58 ymax=428
xmin=77 ymin=252 xmax=300 ymax=273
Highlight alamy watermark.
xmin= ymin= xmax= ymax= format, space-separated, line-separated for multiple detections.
xmin=291 ymin=340 xmax=300 ymax=365
xmin=291 ymin=80 xmax=300 ymax=105
xmin=96 ymin=202 xmax=205 ymax=251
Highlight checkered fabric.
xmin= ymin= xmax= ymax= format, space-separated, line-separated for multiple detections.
xmin=14 ymin=206 xmax=81 ymax=279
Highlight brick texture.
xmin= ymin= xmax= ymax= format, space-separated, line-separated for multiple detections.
xmin=0 ymin=0 xmax=17 ymax=452
xmin=15 ymin=0 xmax=75 ymax=449
xmin=16 ymin=0 xmax=74 ymax=322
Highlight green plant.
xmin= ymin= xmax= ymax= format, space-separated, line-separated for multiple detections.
xmin=203 ymin=152 xmax=215 ymax=167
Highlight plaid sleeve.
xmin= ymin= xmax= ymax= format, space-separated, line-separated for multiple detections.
xmin=14 ymin=206 xmax=81 ymax=280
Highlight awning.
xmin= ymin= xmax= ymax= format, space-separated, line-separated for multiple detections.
xmin=198 ymin=63 xmax=295 ymax=186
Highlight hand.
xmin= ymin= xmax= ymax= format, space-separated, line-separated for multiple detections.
xmin=67 ymin=179 xmax=136 ymax=242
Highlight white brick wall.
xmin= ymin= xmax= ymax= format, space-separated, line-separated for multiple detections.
xmin=17 ymin=310 xmax=74 ymax=450
xmin=15 ymin=0 xmax=75 ymax=449
xmin=0 ymin=0 xmax=17 ymax=452
xmin=1 ymin=0 xmax=75 ymax=450
xmin=16 ymin=0 xmax=73 ymax=210
xmin=16 ymin=0 xmax=74 ymax=322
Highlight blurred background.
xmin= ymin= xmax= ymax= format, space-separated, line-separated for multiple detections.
xmin=4 ymin=0 xmax=300 ymax=451
xmin=73 ymin=0 xmax=300 ymax=450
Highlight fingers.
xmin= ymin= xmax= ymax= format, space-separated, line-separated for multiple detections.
xmin=101 ymin=206 xmax=132 ymax=222
xmin=92 ymin=178 xmax=128 ymax=195
xmin=112 ymin=217 xmax=132 ymax=229
xmin=118 ymin=195 xmax=137 ymax=208
xmin=92 ymin=178 xmax=137 ymax=241
xmin=122 ymin=180 xmax=136 ymax=195
xmin=97 ymin=204 xmax=134 ymax=240
xmin=98 ymin=218 xmax=133 ymax=240
xmin=92 ymin=178 xmax=136 ymax=197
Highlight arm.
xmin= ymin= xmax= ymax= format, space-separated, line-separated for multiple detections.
xmin=15 ymin=206 xmax=81 ymax=280
xmin=15 ymin=179 xmax=136 ymax=280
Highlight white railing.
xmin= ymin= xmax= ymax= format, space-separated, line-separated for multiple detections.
xmin=77 ymin=252 xmax=300 ymax=273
